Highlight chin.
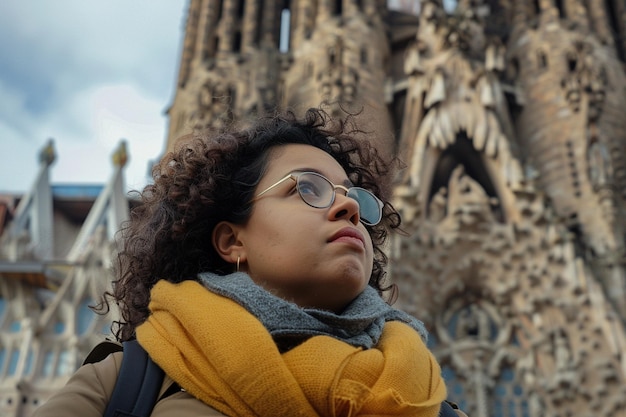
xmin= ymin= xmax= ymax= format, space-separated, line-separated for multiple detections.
xmin=336 ymin=260 xmax=369 ymax=280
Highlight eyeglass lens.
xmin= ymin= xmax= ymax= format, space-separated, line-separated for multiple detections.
xmin=297 ymin=173 xmax=382 ymax=225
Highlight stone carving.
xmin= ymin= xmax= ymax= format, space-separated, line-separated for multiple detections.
xmin=455 ymin=304 xmax=494 ymax=341
xmin=318 ymin=37 xmax=360 ymax=105
xmin=190 ymin=78 xmax=235 ymax=132
xmin=560 ymin=41 xmax=608 ymax=122
xmin=392 ymin=1 xmax=626 ymax=415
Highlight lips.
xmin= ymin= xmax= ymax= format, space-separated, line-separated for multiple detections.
xmin=328 ymin=227 xmax=366 ymax=248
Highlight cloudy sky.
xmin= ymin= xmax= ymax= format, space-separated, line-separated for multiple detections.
xmin=0 ymin=1 xmax=436 ymax=195
xmin=0 ymin=1 xmax=187 ymax=194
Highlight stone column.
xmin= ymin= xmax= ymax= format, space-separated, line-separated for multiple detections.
xmin=242 ymin=0 xmax=260 ymax=53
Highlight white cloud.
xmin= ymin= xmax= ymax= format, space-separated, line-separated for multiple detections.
xmin=0 ymin=1 xmax=186 ymax=193
xmin=49 ymin=83 xmax=167 ymax=191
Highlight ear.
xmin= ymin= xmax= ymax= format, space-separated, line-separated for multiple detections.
xmin=212 ymin=221 xmax=245 ymax=263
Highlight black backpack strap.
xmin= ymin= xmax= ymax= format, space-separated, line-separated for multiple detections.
xmin=439 ymin=400 xmax=461 ymax=417
xmin=103 ymin=340 xmax=165 ymax=417
xmin=82 ymin=340 xmax=123 ymax=365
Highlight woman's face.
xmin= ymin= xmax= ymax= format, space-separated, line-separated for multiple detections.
xmin=235 ymin=144 xmax=375 ymax=312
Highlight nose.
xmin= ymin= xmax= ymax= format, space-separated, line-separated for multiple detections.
xmin=328 ymin=188 xmax=360 ymax=225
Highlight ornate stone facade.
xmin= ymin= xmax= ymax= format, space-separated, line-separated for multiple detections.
xmin=164 ymin=0 xmax=626 ymax=415
xmin=0 ymin=142 xmax=128 ymax=417
xmin=394 ymin=1 xmax=626 ymax=414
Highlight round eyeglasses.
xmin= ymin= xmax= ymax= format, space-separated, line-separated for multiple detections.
xmin=253 ymin=171 xmax=384 ymax=226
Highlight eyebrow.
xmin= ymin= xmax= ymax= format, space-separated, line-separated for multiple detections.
xmin=288 ymin=168 xmax=354 ymax=187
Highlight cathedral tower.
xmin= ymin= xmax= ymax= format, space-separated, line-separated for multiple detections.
xmin=507 ymin=0 xmax=626 ymax=318
xmin=166 ymin=0 xmax=395 ymax=154
xmin=166 ymin=0 xmax=286 ymax=145
xmin=391 ymin=0 xmax=626 ymax=415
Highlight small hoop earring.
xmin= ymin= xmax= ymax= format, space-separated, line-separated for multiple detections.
xmin=236 ymin=256 xmax=240 ymax=272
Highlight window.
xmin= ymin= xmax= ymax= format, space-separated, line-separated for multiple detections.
xmin=538 ymin=51 xmax=548 ymax=69
xmin=24 ymin=349 xmax=34 ymax=376
xmin=493 ymin=367 xmax=529 ymax=417
xmin=7 ymin=349 xmax=19 ymax=376
xmin=0 ymin=347 xmax=5 ymax=375
xmin=77 ymin=299 xmax=94 ymax=335
xmin=54 ymin=321 xmax=65 ymax=335
xmin=605 ymin=0 xmax=625 ymax=60
xmin=233 ymin=32 xmax=242 ymax=53
xmin=56 ymin=351 xmax=73 ymax=377
xmin=335 ymin=0 xmax=343 ymax=16
xmin=279 ymin=8 xmax=291 ymax=52
xmin=237 ymin=0 xmax=245 ymax=19
xmin=554 ymin=0 xmax=565 ymax=18
xmin=443 ymin=0 xmax=457 ymax=13
xmin=42 ymin=350 xmax=55 ymax=377
xmin=441 ymin=366 xmax=468 ymax=410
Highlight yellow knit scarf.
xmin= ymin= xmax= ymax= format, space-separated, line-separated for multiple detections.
xmin=136 ymin=280 xmax=446 ymax=417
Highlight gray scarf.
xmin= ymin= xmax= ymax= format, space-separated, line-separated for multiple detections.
xmin=198 ymin=271 xmax=427 ymax=350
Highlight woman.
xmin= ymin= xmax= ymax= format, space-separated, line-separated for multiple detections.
xmin=34 ymin=109 xmax=450 ymax=416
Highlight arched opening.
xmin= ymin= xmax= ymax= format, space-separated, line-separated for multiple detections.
xmin=428 ymin=132 xmax=504 ymax=223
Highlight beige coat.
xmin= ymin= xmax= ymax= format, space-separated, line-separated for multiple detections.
xmin=31 ymin=352 xmax=226 ymax=417
xmin=32 ymin=352 xmax=469 ymax=417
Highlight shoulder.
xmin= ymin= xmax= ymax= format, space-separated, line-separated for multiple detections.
xmin=33 ymin=351 xmax=227 ymax=417
xmin=31 ymin=352 xmax=122 ymax=417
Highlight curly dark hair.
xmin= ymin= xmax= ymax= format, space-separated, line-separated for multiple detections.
xmin=105 ymin=108 xmax=401 ymax=341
